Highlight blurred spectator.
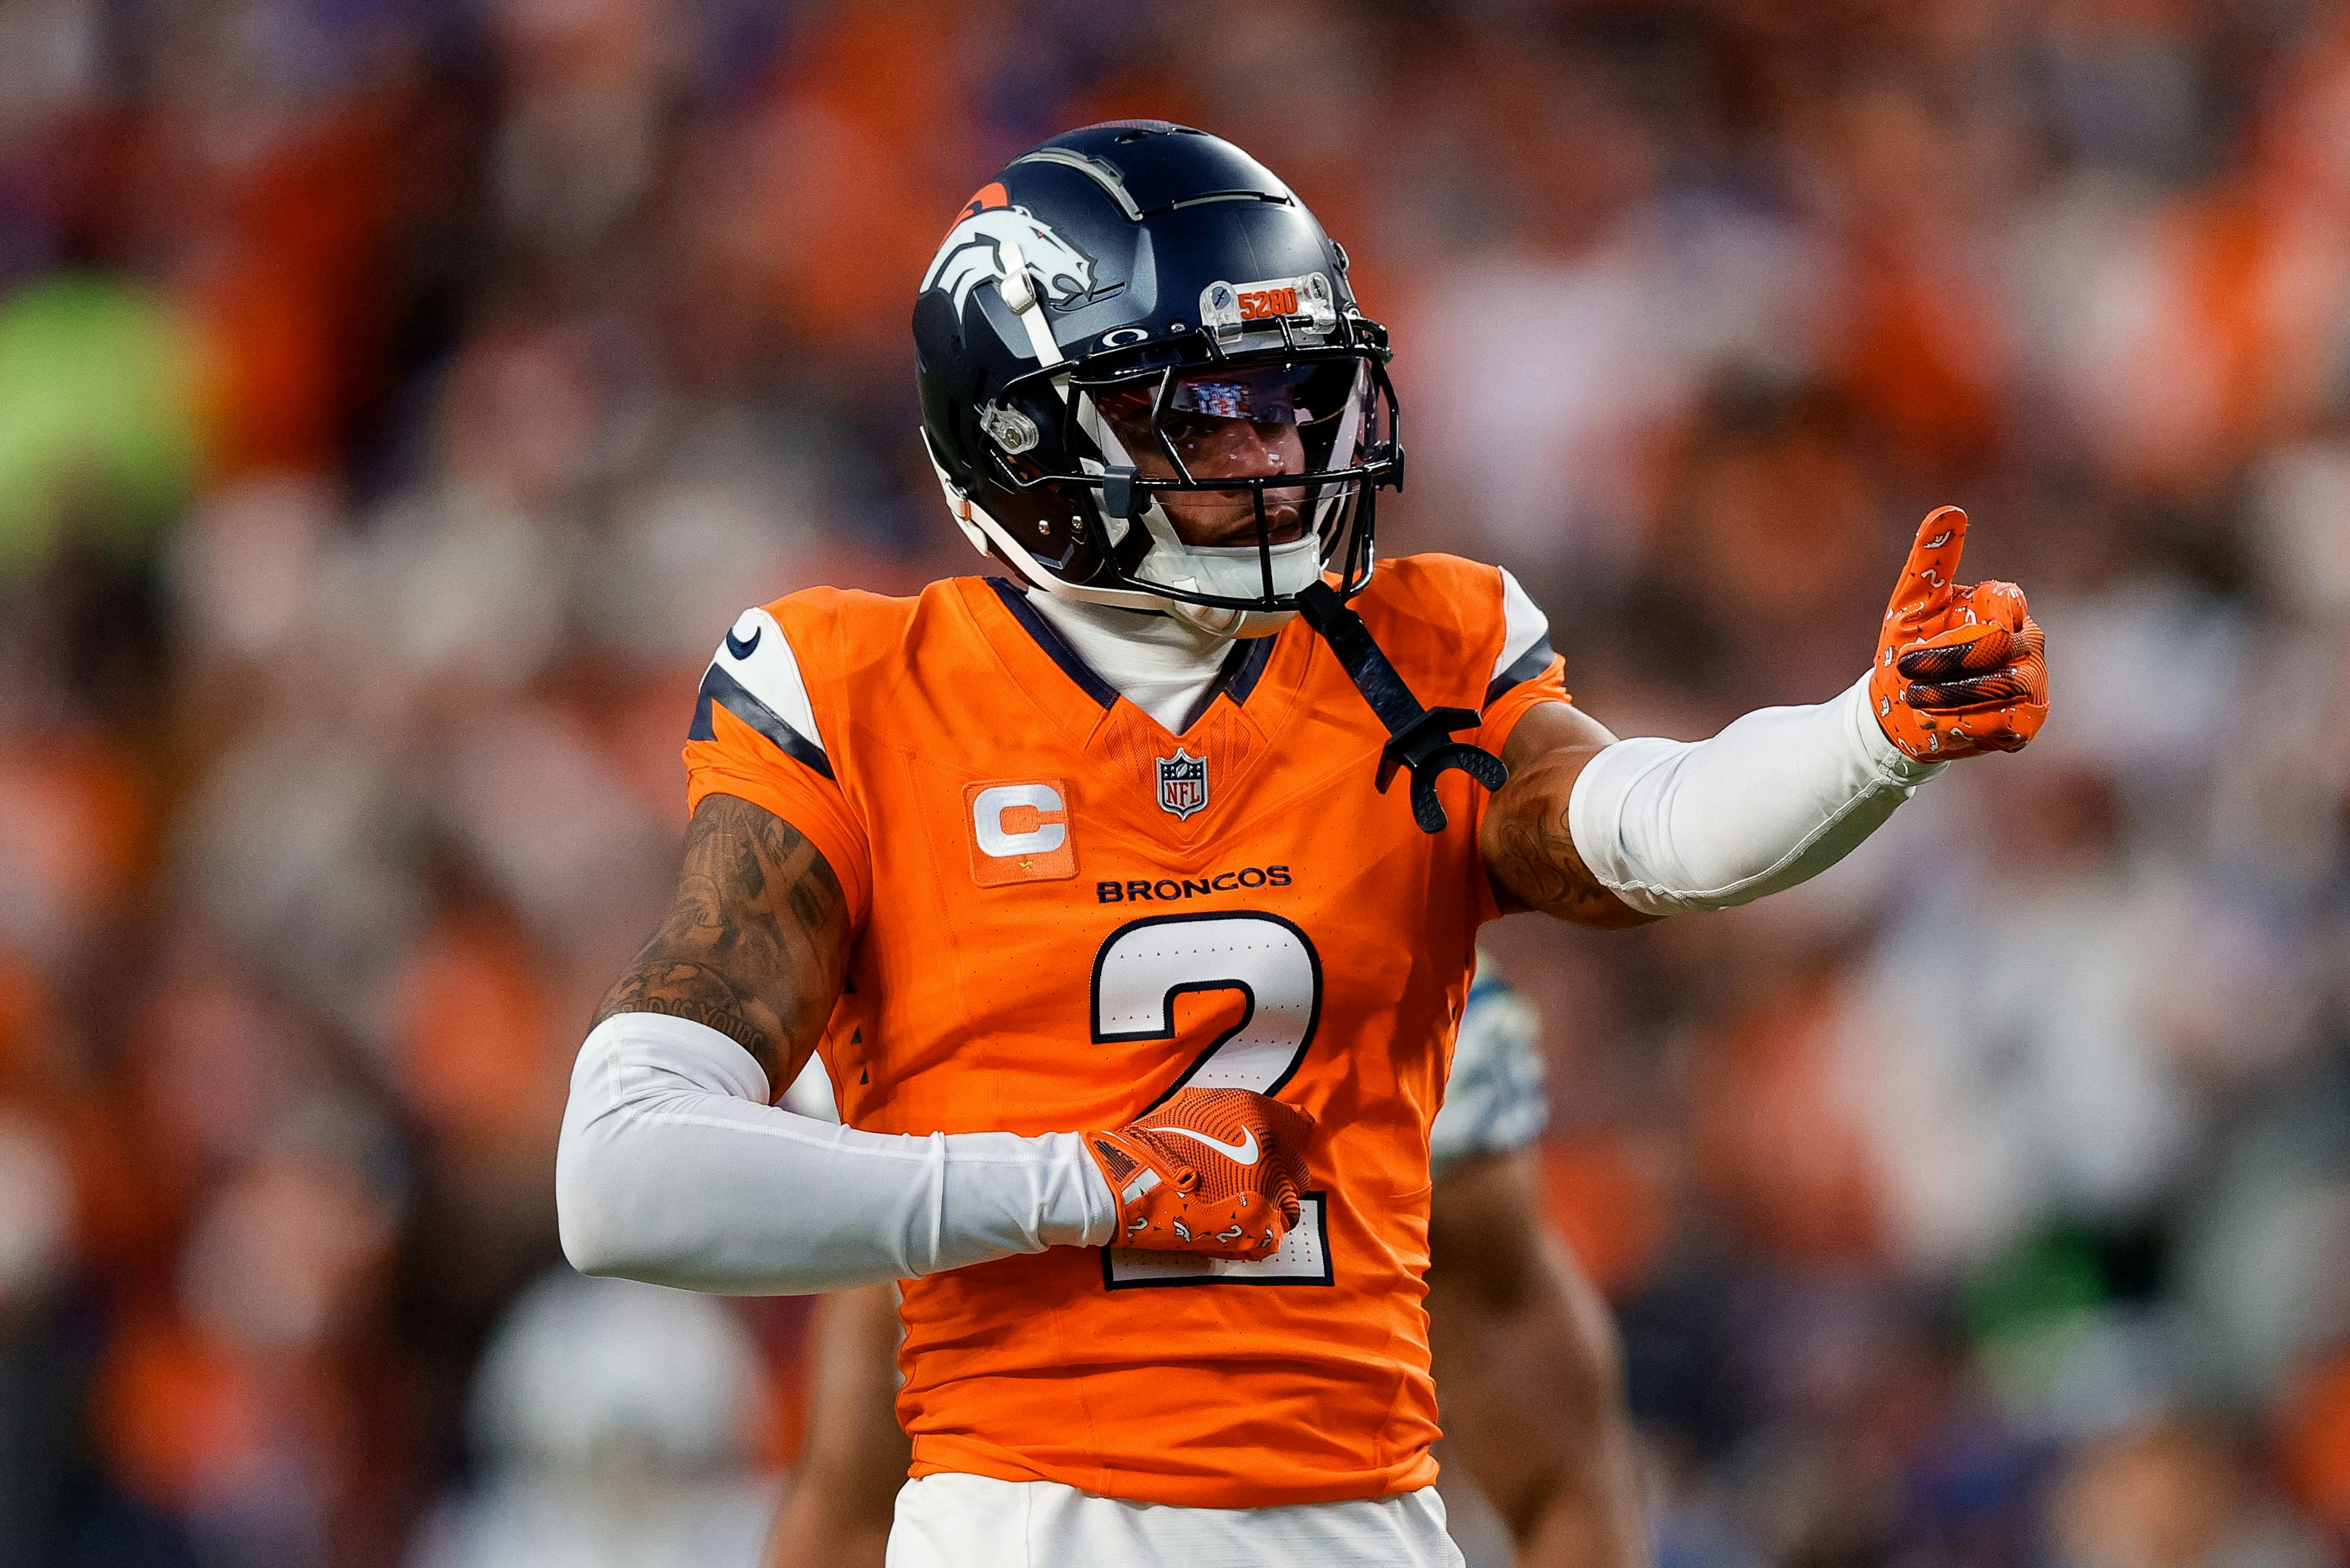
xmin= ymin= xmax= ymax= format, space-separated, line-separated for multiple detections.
xmin=406 ymin=1272 xmax=775 ymax=1568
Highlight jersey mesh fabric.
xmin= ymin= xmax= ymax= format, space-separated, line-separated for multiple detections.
xmin=680 ymin=554 xmax=1570 ymax=1509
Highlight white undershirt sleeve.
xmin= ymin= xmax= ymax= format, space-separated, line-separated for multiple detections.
xmin=1566 ymin=673 xmax=1944 ymax=916
xmin=556 ymin=1012 xmax=1117 ymax=1295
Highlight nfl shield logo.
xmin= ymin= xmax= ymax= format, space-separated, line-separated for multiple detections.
xmin=1156 ymin=749 xmax=1210 ymax=821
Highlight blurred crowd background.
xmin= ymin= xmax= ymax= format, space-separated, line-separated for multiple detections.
xmin=4 ymin=0 xmax=2350 ymax=1564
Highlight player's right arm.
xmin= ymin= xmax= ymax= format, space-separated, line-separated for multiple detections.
xmin=556 ymin=791 xmax=1113 ymax=1293
xmin=556 ymin=791 xmax=1313 ymax=1291
xmin=556 ymin=600 xmax=1315 ymax=1292
xmin=593 ymin=792 xmax=852 ymax=1096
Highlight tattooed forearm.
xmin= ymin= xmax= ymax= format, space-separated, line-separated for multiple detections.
xmin=1480 ymin=705 xmax=1657 ymax=929
xmin=595 ymin=794 xmax=853 ymax=1084
xmin=598 ymin=967 xmax=773 ymax=1059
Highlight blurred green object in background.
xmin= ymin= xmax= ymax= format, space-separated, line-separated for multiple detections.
xmin=1964 ymin=1227 xmax=2111 ymax=1346
xmin=0 ymin=273 xmax=205 ymax=583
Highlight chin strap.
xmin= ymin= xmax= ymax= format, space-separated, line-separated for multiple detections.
xmin=1295 ymin=581 xmax=1508 ymax=834
xmin=993 ymin=236 xmax=1067 ymax=370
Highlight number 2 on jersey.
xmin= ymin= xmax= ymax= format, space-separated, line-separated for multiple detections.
xmin=1092 ymin=913 xmax=1333 ymax=1288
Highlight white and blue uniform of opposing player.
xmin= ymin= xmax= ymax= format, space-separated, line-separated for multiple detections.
xmin=1429 ymin=957 xmax=1550 ymax=1183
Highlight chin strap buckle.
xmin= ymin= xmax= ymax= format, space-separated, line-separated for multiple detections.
xmin=1295 ymin=582 xmax=1509 ymax=834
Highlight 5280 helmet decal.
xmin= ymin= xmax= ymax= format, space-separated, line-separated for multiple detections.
xmin=923 ymin=184 xmax=1098 ymax=318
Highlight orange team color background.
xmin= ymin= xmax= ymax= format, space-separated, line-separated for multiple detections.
xmin=1 ymin=1 xmax=2349 ymax=1566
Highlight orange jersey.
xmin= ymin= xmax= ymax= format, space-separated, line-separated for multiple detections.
xmin=680 ymin=553 xmax=1568 ymax=1509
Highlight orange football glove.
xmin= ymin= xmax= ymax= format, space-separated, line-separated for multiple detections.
xmin=1871 ymin=506 xmax=2050 ymax=762
xmin=1085 ymin=1087 xmax=1313 ymax=1262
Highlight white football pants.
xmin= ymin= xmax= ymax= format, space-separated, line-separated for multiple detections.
xmin=885 ymin=1472 xmax=1465 ymax=1567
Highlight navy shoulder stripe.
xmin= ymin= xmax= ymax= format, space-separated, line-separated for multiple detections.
xmin=690 ymin=664 xmax=835 ymax=780
xmin=1483 ymin=635 xmax=1555 ymax=708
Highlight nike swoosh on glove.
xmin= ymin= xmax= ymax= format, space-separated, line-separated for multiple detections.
xmin=1085 ymin=1087 xmax=1313 ymax=1261
xmin=1871 ymin=506 xmax=2050 ymax=761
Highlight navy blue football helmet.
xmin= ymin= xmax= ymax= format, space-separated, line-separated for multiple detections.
xmin=913 ymin=121 xmax=1401 ymax=639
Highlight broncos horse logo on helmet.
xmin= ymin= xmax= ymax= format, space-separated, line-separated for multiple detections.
xmin=923 ymin=184 xmax=1098 ymax=318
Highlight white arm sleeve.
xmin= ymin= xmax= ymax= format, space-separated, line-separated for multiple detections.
xmin=556 ymin=1012 xmax=1116 ymax=1295
xmin=1567 ymin=674 xmax=1944 ymax=916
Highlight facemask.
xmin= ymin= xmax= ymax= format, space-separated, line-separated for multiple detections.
xmin=1139 ymin=531 xmax=1320 ymax=638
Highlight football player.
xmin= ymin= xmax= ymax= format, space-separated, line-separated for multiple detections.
xmin=555 ymin=122 xmax=2047 ymax=1566
xmin=759 ymin=962 xmax=1647 ymax=1568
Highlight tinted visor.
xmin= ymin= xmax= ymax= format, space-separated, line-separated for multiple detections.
xmin=1089 ymin=360 xmax=1377 ymax=547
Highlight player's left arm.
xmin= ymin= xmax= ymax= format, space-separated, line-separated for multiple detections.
xmin=1481 ymin=702 xmax=1656 ymax=927
xmin=1482 ymin=507 xmax=2047 ymax=924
